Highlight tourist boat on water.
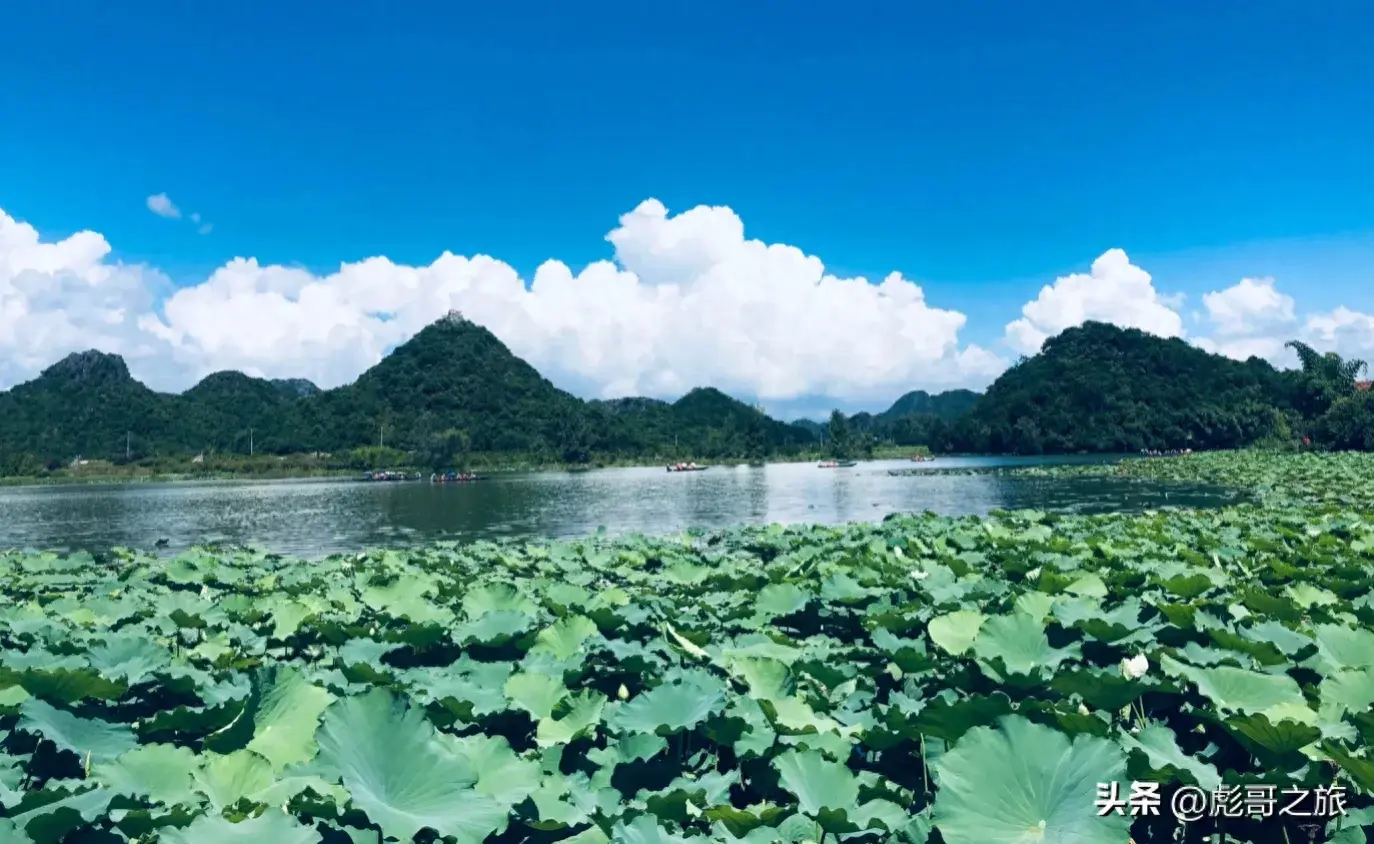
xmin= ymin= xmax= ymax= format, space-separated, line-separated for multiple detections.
xmin=362 ymin=470 xmax=420 ymax=481
xmin=430 ymin=471 xmax=487 ymax=483
xmin=666 ymin=462 xmax=708 ymax=472
xmin=818 ymin=460 xmax=858 ymax=468
xmin=909 ymin=455 xmax=935 ymax=462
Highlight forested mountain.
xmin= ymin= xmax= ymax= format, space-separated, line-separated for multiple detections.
xmin=0 ymin=351 xmax=219 ymax=463
xmin=880 ymin=389 xmax=981 ymax=421
xmin=939 ymin=322 xmax=1352 ymax=454
xmin=0 ymin=313 xmax=815 ymax=470
xmin=2 ymin=314 xmax=1368 ymax=474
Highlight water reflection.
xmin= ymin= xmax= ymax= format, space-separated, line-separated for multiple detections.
xmin=0 ymin=455 xmax=1242 ymax=558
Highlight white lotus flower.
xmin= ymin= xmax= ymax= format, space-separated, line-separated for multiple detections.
xmin=1121 ymin=654 xmax=1149 ymax=679
xmin=1078 ymin=703 xmax=1090 ymax=716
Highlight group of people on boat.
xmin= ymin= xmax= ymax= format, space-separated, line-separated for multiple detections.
xmin=363 ymin=470 xmax=415 ymax=481
xmin=431 ymin=471 xmax=482 ymax=483
xmin=1139 ymin=448 xmax=1193 ymax=457
xmin=667 ymin=462 xmax=702 ymax=472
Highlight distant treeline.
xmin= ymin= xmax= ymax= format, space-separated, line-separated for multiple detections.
xmin=0 ymin=315 xmax=1370 ymax=477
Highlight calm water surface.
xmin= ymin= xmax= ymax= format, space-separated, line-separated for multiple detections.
xmin=0 ymin=455 xmax=1242 ymax=557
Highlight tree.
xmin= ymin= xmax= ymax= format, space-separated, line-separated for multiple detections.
xmin=1317 ymin=391 xmax=1374 ymax=451
xmin=827 ymin=411 xmax=853 ymax=459
xmin=423 ymin=429 xmax=471 ymax=470
xmin=1286 ymin=340 xmax=1368 ymax=419
xmin=559 ymin=414 xmax=592 ymax=464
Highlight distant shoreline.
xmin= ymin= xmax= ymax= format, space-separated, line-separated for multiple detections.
xmin=0 ymin=445 xmax=939 ymax=488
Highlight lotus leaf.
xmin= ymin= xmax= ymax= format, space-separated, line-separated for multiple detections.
xmin=932 ymin=715 xmax=1131 ymax=844
xmin=158 ymin=809 xmax=323 ymax=843
xmin=927 ymin=609 xmax=985 ymax=655
xmin=90 ymin=742 xmax=199 ymax=804
xmin=17 ymin=698 xmax=136 ymax=762
xmin=612 ymin=671 xmax=726 ymax=735
xmin=314 ymin=688 xmax=508 ymax=842
xmin=972 ymin=612 xmax=1081 ymax=680
xmin=1119 ymin=722 xmax=1222 ymax=792
xmin=241 ymin=665 xmax=334 ymax=770
xmin=192 ymin=750 xmax=277 ymax=811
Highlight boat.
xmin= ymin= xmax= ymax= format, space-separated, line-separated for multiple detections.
xmin=362 ymin=470 xmax=417 ymax=482
xmin=430 ymin=472 xmax=488 ymax=483
xmin=909 ymin=455 xmax=935 ymax=462
xmin=666 ymin=463 xmax=708 ymax=473
xmin=818 ymin=460 xmax=858 ymax=468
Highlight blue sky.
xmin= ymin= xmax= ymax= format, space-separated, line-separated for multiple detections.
xmin=2 ymin=1 xmax=1373 ymax=412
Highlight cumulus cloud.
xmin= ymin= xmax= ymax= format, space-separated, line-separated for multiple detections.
xmin=5 ymin=200 xmax=1372 ymax=406
xmin=1202 ymin=277 xmax=1296 ymax=337
xmin=1190 ymin=277 xmax=1298 ymax=363
xmin=0 ymin=200 xmax=1006 ymax=403
xmin=145 ymin=193 xmax=181 ymax=219
xmin=1003 ymin=248 xmax=1186 ymax=354
xmin=0 ymin=210 xmax=175 ymax=388
xmin=1305 ymin=306 xmax=1374 ymax=359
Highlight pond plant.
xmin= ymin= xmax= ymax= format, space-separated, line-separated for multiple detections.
xmin=3 ymin=451 xmax=1374 ymax=842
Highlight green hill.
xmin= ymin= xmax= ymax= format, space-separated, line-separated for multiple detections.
xmin=0 ymin=312 xmax=811 ymax=471
xmin=0 ymin=351 xmax=186 ymax=469
xmin=878 ymin=389 xmax=980 ymax=421
xmin=2 ymin=315 xmax=1365 ymax=474
xmin=949 ymin=321 xmax=1303 ymax=453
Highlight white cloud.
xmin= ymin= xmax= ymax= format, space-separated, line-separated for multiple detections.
xmin=146 ymin=193 xmax=181 ymax=219
xmin=1003 ymin=249 xmax=1186 ymax=354
xmin=0 ymin=200 xmax=1006 ymax=403
xmin=5 ymin=200 xmax=1372 ymax=406
xmin=0 ymin=210 xmax=177 ymax=389
xmin=1304 ymin=306 xmax=1374 ymax=359
xmin=1201 ymin=277 xmax=1295 ymax=337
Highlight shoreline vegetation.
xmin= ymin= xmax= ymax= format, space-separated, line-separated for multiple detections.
xmin=3 ymin=317 xmax=1372 ymax=489
xmin=0 ymin=444 xmax=934 ymax=488
xmin=2 ymin=450 xmax=1373 ymax=842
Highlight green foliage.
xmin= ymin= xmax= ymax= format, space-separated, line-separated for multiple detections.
xmin=947 ymin=321 xmax=1306 ymax=454
xmin=1 ymin=450 xmax=1373 ymax=841
xmin=1319 ymin=390 xmax=1374 ymax=451
xmin=0 ymin=316 xmax=816 ymax=472
xmin=2 ymin=317 xmax=1371 ymax=477
xmin=1287 ymin=340 xmax=1369 ymax=419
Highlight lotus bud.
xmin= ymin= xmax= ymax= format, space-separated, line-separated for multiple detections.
xmin=1027 ymin=567 xmax=1042 ymax=580
xmin=1078 ymin=703 xmax=1090 ymax=716
xmin=1120 ymin=654 xmax=1148 ymax=680
xmin=617 ymin=683 xmax=629 ymax=700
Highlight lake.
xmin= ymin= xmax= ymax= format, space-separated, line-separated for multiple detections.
xmin=0 ymin=455 xmax=1242 ymax=557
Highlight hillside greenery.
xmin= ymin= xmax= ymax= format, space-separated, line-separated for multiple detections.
xmin=0 ymin=316 xmax=1371 ymax=479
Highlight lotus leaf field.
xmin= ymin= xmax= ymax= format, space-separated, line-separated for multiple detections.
xmin=5 ymin=452 xmax=1374 ymax=843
